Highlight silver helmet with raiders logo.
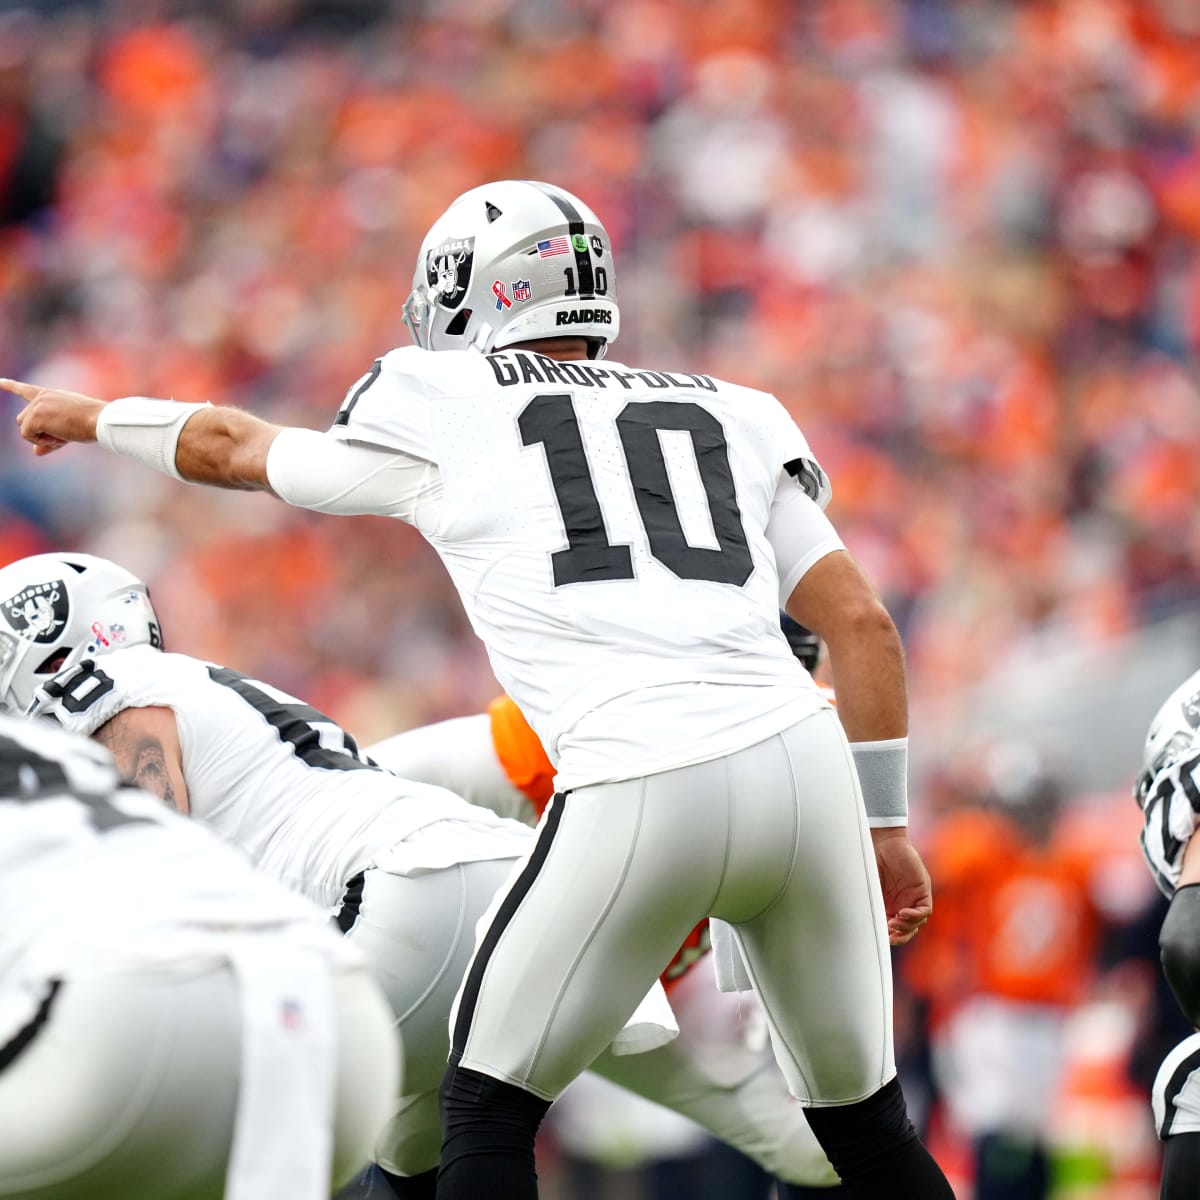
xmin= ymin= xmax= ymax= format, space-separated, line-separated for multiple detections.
xmin=0 ymin=552 xmax=162 ymax=714
xmin=403 ymin=180 xmax=619 ymax=359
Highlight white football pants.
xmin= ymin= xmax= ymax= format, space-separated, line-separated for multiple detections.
xmin=344 ymin=806 xmax=843 ymax=1185
xmin=451 ymin=707 xmax=896 ymax=1105
xmin=344 ymin=854 xmax=521 ymax=1177
xmin=0 ymin=957 xmax=396 ymax=1200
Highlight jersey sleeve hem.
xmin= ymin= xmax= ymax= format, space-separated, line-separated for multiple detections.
xmin=777 ymin=540 xmax=844 ymax=607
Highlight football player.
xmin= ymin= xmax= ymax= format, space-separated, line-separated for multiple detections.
xmin=1135 ymin=669 xmax=1200 ymax=1199
xmin=0 ymin=551 xmax=841 ymax=1199
xmin=6 ymin=178 xmax=950 ymax=1199
xmin=0 ymin=714 xmax=397 ymax=1200
xmin=365 ymin=622 xmax=844 ymax=1199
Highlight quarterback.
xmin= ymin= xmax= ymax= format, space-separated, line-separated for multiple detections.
xmin=366 ymin=628 xmax=844 ymax=1197
xmin=6 ymin=178 xmax=950 ymax=1199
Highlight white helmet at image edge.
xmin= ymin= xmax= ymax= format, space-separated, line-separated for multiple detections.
xmin=0 ymin=552 xmax=162 ymax=714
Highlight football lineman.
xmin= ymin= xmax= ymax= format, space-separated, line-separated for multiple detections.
xmin=0 ymin=714 xmax=397 ymax=1200
xmin=0 ymin=550 xmax=842 ymax=1199
xmin=1135 ymin=669 xmax=1200 ymax=1198
xmin=6 ymin=178 xmax=951 ymax=1199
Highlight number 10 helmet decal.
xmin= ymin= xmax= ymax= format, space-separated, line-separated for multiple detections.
xmin=0 ymin=553 xmax=162 ymax=714
xmin=403 ymin=180 xmax=619 ymax=360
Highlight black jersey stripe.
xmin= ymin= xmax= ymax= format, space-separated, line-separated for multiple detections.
xmin=336 ymin=871 xmax=366 ymax=934
xmin=334 ymin=360 xmax=382 ymax=428
xmin=450 ymin=790 xmax=568 ymax=1055
xmin=206 ymin=666 xmax=376 ymax=773
xmin=1161 ymin=1042 xmax=1200 ymax=1136
xmin=527 ymin=181 xmax=595 ymax=300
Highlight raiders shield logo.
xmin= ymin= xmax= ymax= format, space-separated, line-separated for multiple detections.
xmin=2 ymin=581 xmax=68 ymax=644
xmin=426 ymin=236 xmax=475 ymax=310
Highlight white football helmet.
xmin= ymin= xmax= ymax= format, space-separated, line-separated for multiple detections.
xmin=403 ymin=180 xmax=619 ymax=359
xmin=1136 ymin=668 xmax=1200 ymax=806
xmin=0 ymin=552 xmax=162 ymax=714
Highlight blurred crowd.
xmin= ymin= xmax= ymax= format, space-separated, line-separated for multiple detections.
xmin=2 ymin=0 xmax=1200 ymax=730
xmin=2 ymin=2 xmax=1199 ymax=1193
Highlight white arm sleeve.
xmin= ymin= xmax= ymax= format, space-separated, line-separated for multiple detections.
xmin=265 ymin=427 xmax=439 ymax=523
xmin=366 ymin=715 xmax=536 ymax=826
xmin=766 ymin=477 xmax=845 ymax=605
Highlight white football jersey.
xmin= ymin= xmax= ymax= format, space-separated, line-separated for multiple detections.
xmin=29 ymin=646 xmax=528 ymax=912
xmin=1136 ymin=668 xmax=1200 ymax=895
xmin=309 ymin=346 xmax=841 ymax=789
xmin=0 ymin=716 xmax=345 ymax=1046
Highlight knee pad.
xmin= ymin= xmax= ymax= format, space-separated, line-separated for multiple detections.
xmin=1161 ymin=886 xmax=1200 ymax=1025
xmin=1153 ymin=1033 xmax=1200 ymax=1138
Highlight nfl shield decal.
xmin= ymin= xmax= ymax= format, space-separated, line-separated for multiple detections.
xmin=2 ymin=581 xmax=68 ymax=643
xmin=426 ymin=236 xmax=475 ymax=310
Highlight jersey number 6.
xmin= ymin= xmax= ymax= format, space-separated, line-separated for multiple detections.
xmin=519 ymin=393 xmax=753 ymax=588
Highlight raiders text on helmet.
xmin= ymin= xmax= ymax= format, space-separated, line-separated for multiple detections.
xmin=0 ymin=553 xmax=162 ymax=714
xmin=403 ymin=180 xmax=619 ymax=359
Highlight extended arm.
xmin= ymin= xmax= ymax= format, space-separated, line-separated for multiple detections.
xmin=5 ymin=378 xmax=281 ymax=490
xmin=175 ymin=407 xmax=280 ymax=490
xmin=92 ymin=705 xmax=190 ymax=815
xmin=5 ymin=379 xmax=433 ymax=516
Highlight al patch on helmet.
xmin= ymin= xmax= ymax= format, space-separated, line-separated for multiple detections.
xmin=2 ymin=580 xmax=68 ymax=644
xmin=426 ymin=236 xmax=475 ymax=310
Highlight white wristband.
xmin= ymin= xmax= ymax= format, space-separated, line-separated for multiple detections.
xmin=96 ymin=396 xmax=210 ymax=482
xmin=850 ymin=738 xmax=908 ymax=827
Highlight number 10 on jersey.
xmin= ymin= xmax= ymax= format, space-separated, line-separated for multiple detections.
xmin=518 ymin=393 xmax=753 ymax=588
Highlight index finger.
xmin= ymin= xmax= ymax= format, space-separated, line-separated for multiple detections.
xmin=0 ymin=379 xmax=38 ymax=400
